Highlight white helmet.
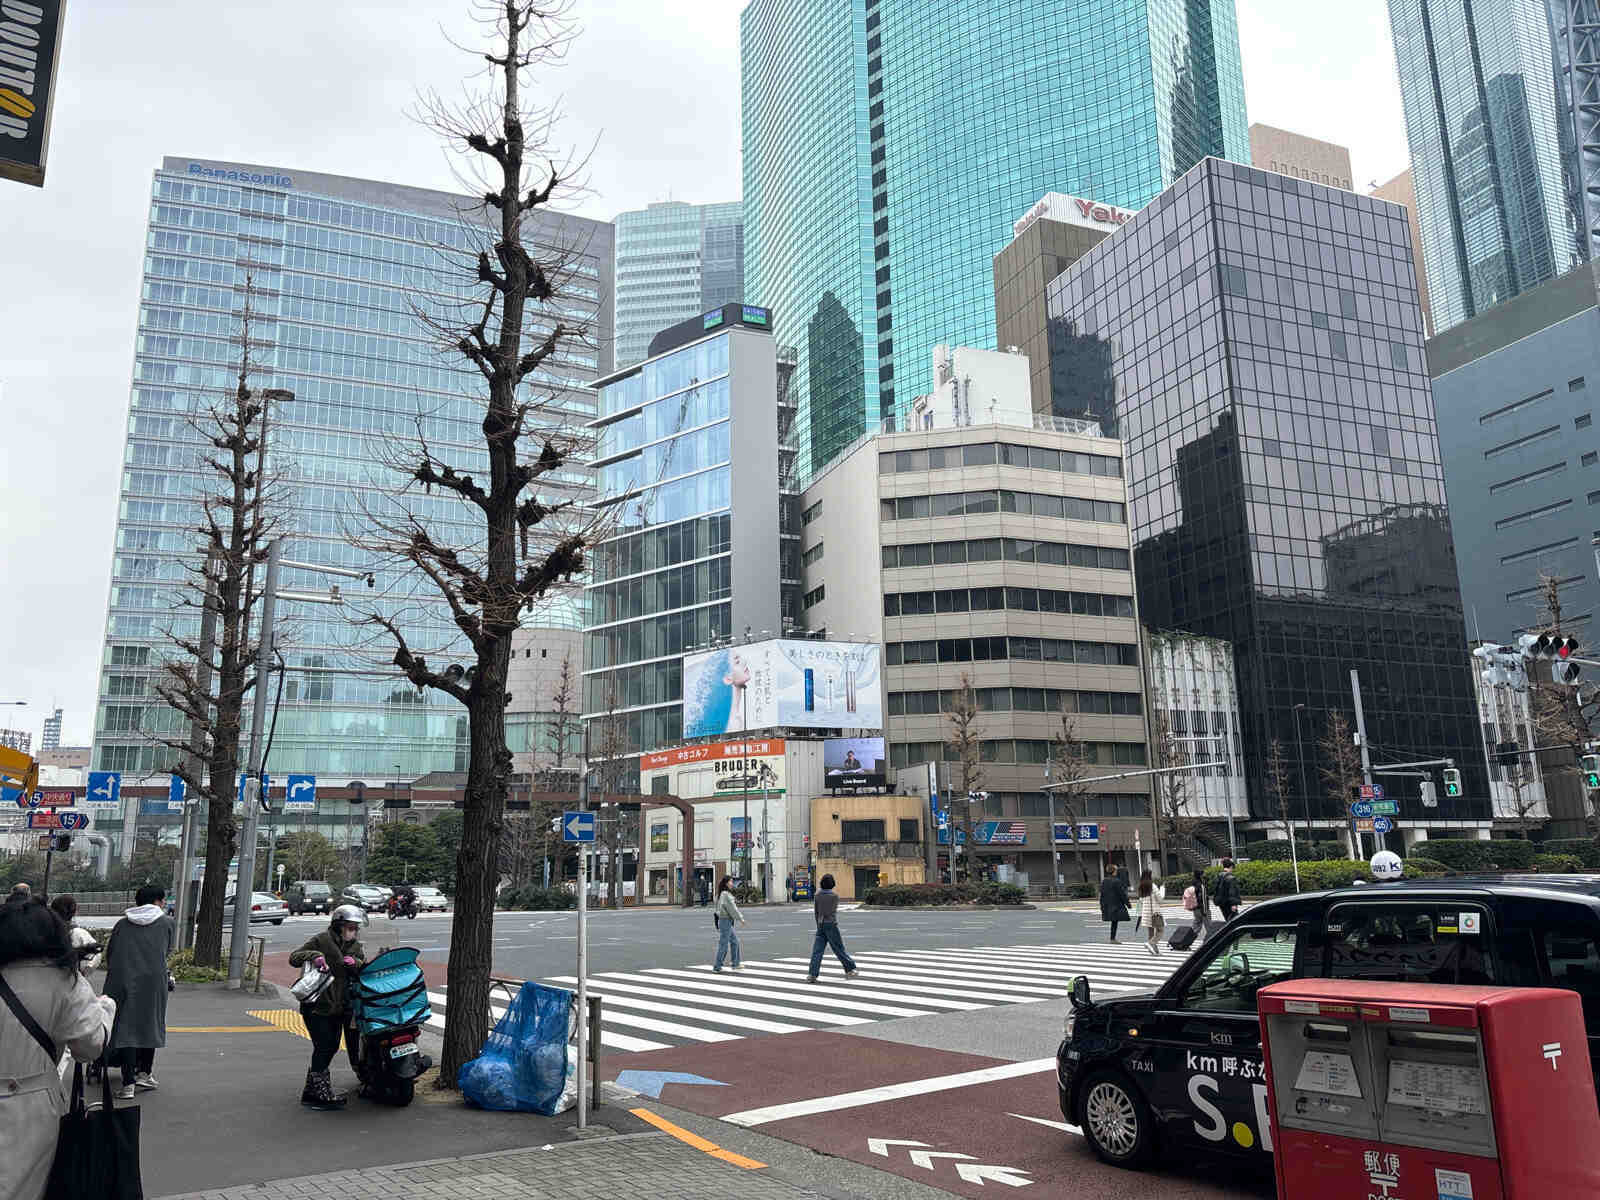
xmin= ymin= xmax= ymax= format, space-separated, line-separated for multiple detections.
xmin=1370 ymin=850 xmax=1404 ymax=882
xmin=330 ymin=904 xmax=367 ymax=927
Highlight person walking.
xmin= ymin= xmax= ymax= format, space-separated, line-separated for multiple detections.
xmin=103 ymin=884 xmax=174 ymax=1101
xmin=712 ymin=878 xmax=747 ymax=972
xmin=784 ymin=873 xmax=794 ymax=903
xmin=1184 ymin=869 xmax=1217 ymax=943
xmin=289 ymin=904 xmax=368 ymax=1110
xmin=1214 ymin=858 xmax=1242 ymax=923
xmin=806 ymin=874 xmax=859 ymax=982
xmin=0 ymin=895 xmax=117 ymax=1200
xmin=1137 ymin=869 xmax=1165 ymax=956
xmin=1099 ymin=865 xmax=1131 ymax=943
xmin=48 ymin=895 xmax=100 ymax=975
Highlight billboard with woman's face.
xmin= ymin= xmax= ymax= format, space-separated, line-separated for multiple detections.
xmin=681 ymin=639 xmax=881 ymax=737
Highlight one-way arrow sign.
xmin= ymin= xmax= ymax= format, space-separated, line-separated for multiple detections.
xmin=562 ymin=810 xmax=595 ymax=842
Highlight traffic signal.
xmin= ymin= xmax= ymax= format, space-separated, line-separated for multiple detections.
xmin=1442 ymin=767 xmax=1462 ymax=797
xmin=1582 ymin=754 xmax=1600 ymax=790
xmin=1520 ymin=632 xmax=1582 ymax=684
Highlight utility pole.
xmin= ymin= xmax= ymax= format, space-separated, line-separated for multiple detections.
xmin=575 ymin=721 xmax=589 ymax=1130
xmin=229 ymin=538 xmax=281 ymax=988
xmin=1044 ymin=762 xmax=1060 ymax=892
xmin=1350 ymin=668 xmax=1374 ymax=860
xmin=174 ymin=548 xmax=219 ymax=951
xmin=760 ymin=763 xmax=773 ymax=903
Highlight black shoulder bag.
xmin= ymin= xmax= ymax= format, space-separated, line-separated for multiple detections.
xmin=0 ymin=970 xmax=144 ymax=1200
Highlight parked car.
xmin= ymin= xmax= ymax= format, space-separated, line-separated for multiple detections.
xmin=285 ymin=880 xmax=334 ymax=915
xmin=222 ymin=892 xmax=288 ymax=925
xmin=342 ymin=883 xmax=391 ymax=913
xmin=1058 ymin=874 xmax=1600 ymax=1171
xmin=411 ymin=886 xmax=448 ymax=912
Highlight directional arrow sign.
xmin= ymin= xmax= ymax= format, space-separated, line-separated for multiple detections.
xmin=613 ymin=1070 xmax=727 ymax=1100
xmin=285 ymin=774 xmax=316 ymax=808
xmin=86 ymin=771 xmax=121 ymax=807
xmin=562 ymin=810 xmax=595 ymax=842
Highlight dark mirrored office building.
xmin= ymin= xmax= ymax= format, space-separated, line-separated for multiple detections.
xmin=1045 ymin=158 xmax=1491 ymax=839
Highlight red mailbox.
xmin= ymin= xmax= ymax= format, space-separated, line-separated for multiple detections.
xmin=1258 ymin=980 xmax=1600 ymax=1200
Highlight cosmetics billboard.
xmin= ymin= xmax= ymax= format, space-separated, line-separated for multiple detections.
xmin=681 ymin=639 xmax=882 ymax=737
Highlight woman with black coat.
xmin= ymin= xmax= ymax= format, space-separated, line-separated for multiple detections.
xmin=1098 ymin=865 xmax=1132 ymax=943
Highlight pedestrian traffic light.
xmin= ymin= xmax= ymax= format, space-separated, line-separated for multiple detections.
xmin=1582 ymin=754 xmax=1600 ymax=790
xmin=1442 ymin=767 xmax=1462 ymax=797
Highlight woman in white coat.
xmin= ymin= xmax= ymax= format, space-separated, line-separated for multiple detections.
xmin=0 ymin=895 xmax=117 ymax=1200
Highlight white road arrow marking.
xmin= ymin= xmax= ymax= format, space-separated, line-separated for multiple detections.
xmin=908 ymin=1149 xmax=976 ymax=1170
xmin=92 ymin=784 xmax=112 ymax=798
xmin=955 ymin=1162 xmax=1033 ymax=1187
xmin=867 ymin=1138 xmax=928 ymax=1157
xmin=1007 ymin=1112 xmax=1081 ymax=1136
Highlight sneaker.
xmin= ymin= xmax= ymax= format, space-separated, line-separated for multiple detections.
xmin=805 ymin=975 xmax=819 ymax=984
xmin=730 ymin=964 xmax=743 ymax=971
xmin=134 ymin=1072 xmax=159 ymax=1091
xmin=845 ymin=969 xmax=860 ymax=979
xmin=116 ymin=1084 xmax=136 ymax=1101
xmin=1145 ymin=942 xmax=1159 ymax=957
xmin=712 ymin=967 xmax=723 ymax=972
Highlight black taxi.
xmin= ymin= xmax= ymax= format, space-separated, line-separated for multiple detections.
xmin=1057 ymin=875 xmax=1600 ymax=1168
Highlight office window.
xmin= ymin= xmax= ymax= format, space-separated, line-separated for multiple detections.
xmin=803 ymin=585 xmax=825 ymax=609
xmin=1571 ymin=378 xmax=1587 ymax=392
xmin=1578 ymin=414 xmax=1593 ymax=430
xmin=841 ymin=819 xmax=885 ymax=843
xmin=802 ymin=542 xmax=824 ymax=566
xmin=898 ymin=818 xmax=919 ymax=843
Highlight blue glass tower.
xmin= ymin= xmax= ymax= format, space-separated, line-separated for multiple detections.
xmin=742 ymin=0 xmax=1249 ymax=480
xmin=1387 ymin=0 xmax=1590 ymax=332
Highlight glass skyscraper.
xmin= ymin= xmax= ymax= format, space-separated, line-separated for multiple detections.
xmin=94 ymin=158 xmax=611 ymax=846
xmin=613 ymin=200 xmax=744 ymax=368
xmin=1387 ymin=0 xmax=1590 ymax=333
xmin=1047 ymin=159 xmax=1491 ymax=840
xmin=741 ymin=0 xmax=1248 ymax=480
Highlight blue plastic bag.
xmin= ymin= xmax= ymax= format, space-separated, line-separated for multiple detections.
xmin=458 ymin=981 xmax=571 ymax=1114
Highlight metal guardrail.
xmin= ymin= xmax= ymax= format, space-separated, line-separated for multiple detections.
xmin=488 ymin=974 xmax=601 ymax=1112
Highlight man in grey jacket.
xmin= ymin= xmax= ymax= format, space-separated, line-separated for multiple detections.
xmin=806 ymin=874 xmax=860 ymax=982
xmin=104 ymin=884 xmax=175 ymax=1100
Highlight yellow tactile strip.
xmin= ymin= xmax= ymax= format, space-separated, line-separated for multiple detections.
xmin=630 ymin=1107 xmax=767 ymax=1169
xmin=246 ymin=1009 xmax=311 ymax=1040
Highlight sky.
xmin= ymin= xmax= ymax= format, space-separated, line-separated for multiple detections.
xmin=0 ymin=0 xmax=1411 ymax=748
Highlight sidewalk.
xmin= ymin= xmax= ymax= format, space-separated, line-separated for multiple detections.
xmin=137 ymin=984 xmax=939 ymax=1200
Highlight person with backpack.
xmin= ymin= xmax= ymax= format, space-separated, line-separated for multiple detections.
xmin=1214 ymin=858 xmax=1242 ymax=923
xmin=1099 ymin=864 xmax=1131 ymax=942
xmin=1183 ymin=869 xmax=1216 ymax=944
xmin=712 ymin=878 xmax=747 ymax=972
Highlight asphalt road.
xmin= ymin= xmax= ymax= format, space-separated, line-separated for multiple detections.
xmin=244 ymin=901 xmax=1107 ymax=981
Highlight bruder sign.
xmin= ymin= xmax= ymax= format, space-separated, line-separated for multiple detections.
xmin=0 ymin=0 xmax=65 ymax=188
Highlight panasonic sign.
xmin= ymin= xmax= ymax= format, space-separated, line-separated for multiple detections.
xmin=0 ymin=0 xmax=66 ymax=188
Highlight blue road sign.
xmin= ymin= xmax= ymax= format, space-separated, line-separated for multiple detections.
xmin=86 ymin=771 xmax=121 ymax=807
xmin=1350 ymin=800 xmax=1374 ymax=819
xmin=58 ymin=811 xmax=89 ymax=831
xmin=168 ymin=774 xmax=186 ymax=813
xmin=286 ymin=774 xmax=317 ymax=807
xmin=7 ymin=787 xmax=40 ymax=810
xmin=562 ymin=810 xmax=596 ymax=842
xmin=1372 ymin=815 xmax=1394 ymax=834
xmin=237 ymin=774 xmax=270 ymax=807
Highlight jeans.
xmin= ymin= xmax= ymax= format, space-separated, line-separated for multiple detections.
xmin=714 ymin=916 xmax=741 ymax=969
xmin=809 ymin=922 xmax=856 ymax=977
xmin=303 ymin=1010 xmax=359 ymax=1074
xmin=118 ymin=1047 xmax=155 ymax=1086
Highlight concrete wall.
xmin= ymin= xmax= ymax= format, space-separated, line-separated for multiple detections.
xmin=810 ymin=792 xmax=928 ymax=898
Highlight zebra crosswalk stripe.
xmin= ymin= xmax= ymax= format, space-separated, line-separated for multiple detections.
xmin=547 ymin=973 xmax=874 ymax=1026
xmin=640 ymin=967 xmax=937 ymax=1017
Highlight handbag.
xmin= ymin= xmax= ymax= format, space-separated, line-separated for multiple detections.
xmin=0 ymin=972 xmax=143 ymax=1199
xmin=291 ymin=960 xmax=334 ymax=1003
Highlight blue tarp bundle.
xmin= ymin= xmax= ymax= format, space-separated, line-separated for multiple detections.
xmin=458 ymin=981 xmax=571 ymax=1114
xmin=350 ymin=947 xmax=431 ymax=1035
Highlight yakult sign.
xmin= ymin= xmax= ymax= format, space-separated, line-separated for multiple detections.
xmin=1012 ymin=191 xmax=1141 ymax=239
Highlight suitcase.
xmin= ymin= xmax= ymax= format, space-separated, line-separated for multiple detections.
xmin=1168 ymin=924 xmax=1197 ymax=951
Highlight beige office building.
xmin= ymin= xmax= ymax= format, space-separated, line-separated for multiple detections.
xmin=798 ymin=410 xmax=1153 ymax=885
xmin=1371 ymin=168 xmax=1435 ymax=337
xmin=1248 ymin=123 xmax=1353 ymax=191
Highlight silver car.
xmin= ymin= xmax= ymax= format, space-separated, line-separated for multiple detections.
xmin=223 ymin=892 xmax=288 ymax=925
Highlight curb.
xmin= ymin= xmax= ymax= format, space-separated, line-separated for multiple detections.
xmin=857 ymin=903 xmax=1040 ymax=911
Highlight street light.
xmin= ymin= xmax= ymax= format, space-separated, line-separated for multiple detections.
xmin=1292 ymin=704 xmax=1312 ymax=849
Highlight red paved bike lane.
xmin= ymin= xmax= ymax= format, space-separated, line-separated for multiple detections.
xmin=602 ymin=1031 xmax=1270 ymax=1200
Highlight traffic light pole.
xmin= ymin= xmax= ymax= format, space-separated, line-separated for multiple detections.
xmin=1350 ymin=670 xmax=1375 ymax=859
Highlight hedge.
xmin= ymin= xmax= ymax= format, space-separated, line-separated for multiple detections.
xmin=861 ymin=882 xmax=1026 ymax=906
xmin=1159 ymin=856 xmax=1452 ymax=897
xmin=1416 ymin=839 xmax=1540 ymax=871
xmin=1533 ymin=854 xmax=1586 ymax=873
xmin=1239 ymin=840 xmax=1349 ymax=863
xmin=501 ymin=885 xmax=576 ymax=911
xmin=1542 ymin=839 xmax=1600 ymax=868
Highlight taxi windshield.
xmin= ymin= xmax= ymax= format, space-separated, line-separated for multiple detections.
xmin=1325 ymin=904 xmax=1494 ymax=985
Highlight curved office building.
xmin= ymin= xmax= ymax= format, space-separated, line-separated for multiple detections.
xmin=742 ymin=0 xmax=1248 ymax=480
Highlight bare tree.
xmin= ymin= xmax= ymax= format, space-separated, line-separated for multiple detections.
xmin=147 ymin=284 xmax=277 ymax=966
xmin=945 ymin=674 xmax=984 ymax=883
xmin=1150 ymin=709 xmax=1198 ymax=855
xmin=359 ymin=1 xmax=604 ymax=1084
xmin=1266 ymin=738 xmax=1294 ymax=843
xmin=1047 ymin=706 xmax=1094 ymax=884
xmin=1318 ymin=710 xmax=1364 ymax=849
xmin=589 ymin=675 xmax=633 ymax=908
xmin=1530 ymin=573 xmax=1599 ymax=829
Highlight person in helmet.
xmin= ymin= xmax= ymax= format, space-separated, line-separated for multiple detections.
xmin=288 ymin=904 xmax=367 ymax=1109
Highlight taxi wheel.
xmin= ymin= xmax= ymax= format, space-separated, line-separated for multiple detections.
xmin=1078 ymin=1069 xmax=1155 ymax=1168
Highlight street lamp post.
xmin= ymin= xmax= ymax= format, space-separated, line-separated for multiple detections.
xmin=1292 ymin=703 xmax=1312 ymax=846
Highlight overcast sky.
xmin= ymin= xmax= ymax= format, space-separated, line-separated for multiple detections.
xmin=0 ymin=0 xmax=1410 ymax=748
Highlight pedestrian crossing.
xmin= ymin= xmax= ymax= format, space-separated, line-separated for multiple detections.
xmin=423 ymin=939 xmax=1197 ymax=1054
